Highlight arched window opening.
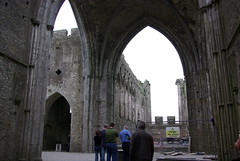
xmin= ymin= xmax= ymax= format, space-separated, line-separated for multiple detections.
xmin=54 ymin=0 xmax=77 ymax=34
xmin=122 ymin=26 xmax=184 ymax=122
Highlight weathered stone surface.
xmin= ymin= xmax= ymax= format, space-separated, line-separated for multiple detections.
xmin=155 ymin=116 xmax=164 ymax=125
xmin=1 ymin=1 xmax=240 ymax=161
xmin=45 ymin=29 xmax=84 ymax=152
xmin=114 ymin=55 xmax=151 ymax=130
xmin=45 ymin=29 xmax=151 ymax=152
xmin=167 ymin=116 xmax=176 ymax=124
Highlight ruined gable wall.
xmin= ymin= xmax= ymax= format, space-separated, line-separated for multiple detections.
xmin=47 ymin=29 xmax=84 ymax=103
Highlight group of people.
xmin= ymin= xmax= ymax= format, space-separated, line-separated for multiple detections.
xmin=94 ymin=121 xmax=154 ymax=161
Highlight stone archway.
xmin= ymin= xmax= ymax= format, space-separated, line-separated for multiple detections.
xmin=105 ymin=18 xmax=214 ymax=154
xmin=1 ymin=1 xmax=240 ymax=161
xmin=43 ymin=94 xmax=71 ymax=152
xmin=27 ymin=0 xmax=94 ymax=154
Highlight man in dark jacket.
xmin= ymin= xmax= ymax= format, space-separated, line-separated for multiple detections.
xmin=130 ymin=121 xmax=154 ymax=161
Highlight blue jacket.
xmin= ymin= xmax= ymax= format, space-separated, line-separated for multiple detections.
xmin=120 ymin=129 xmax=132 ymax=143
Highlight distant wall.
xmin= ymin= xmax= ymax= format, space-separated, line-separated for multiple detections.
xmin=114 ymin=55 xmax=152 ymax=130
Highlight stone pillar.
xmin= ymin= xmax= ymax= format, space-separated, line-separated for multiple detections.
xmin=125 ymin=86 xmax=128 ymax=119
xmin=186 ymin=71 xmax=215 ymax=154
xmin=155 ymin=116 xmax=163 ymax=125
xmin=82 ymin=75 xmax=94 ymax=152
xmin=120 ymin=85 xmax=125 ymax=117
xmin=167 ymin=116 xmax=175 ymax=124
xmin=18 ymin=19 xmax=51 ymax=161
xmin=70 ymin=110 xmax=82 ymax=152
xmin=128 ymin=87 xmax=132 ymax=120
xmin=175 ymin=79 xmax=188 ymax=122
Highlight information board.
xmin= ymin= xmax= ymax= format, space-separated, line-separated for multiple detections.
xmin=166 ymin=127 xmax=180 ymax=138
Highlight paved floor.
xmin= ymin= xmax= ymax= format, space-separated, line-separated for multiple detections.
xmin=42 ymin=151 xmax=217 ymax=161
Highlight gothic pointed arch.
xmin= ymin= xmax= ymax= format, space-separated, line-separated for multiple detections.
xmin=43 ymin=93 xmax=71 ymax=151
xmin=100 ymin=1 xmax=212 ymax=153
xmin=110 ymin=20 xmax=198 ymax=78
xmin=30 ymin=0 xmax=98 ymax=152
xmin=100 ymin=1 xmax=200 ymax=79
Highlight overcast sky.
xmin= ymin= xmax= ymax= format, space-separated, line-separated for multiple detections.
xmin=54 ymin=0 xmax=184 ymax=121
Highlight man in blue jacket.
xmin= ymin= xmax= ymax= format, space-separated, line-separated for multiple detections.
xmin=120 ymin=125 xmax=132 ymax=161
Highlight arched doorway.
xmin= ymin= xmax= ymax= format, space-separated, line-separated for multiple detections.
xmin=43 ymin=94 xmax=71 ymax=151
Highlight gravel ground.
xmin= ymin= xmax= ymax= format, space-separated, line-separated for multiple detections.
xmin=42 ymin=151 xmax=217 ymax=161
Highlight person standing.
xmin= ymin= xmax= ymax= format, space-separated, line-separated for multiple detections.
xmin=66 ymin=133 xmax=70 ymax=152
xmin=94 ymin=130 xmax=102 ymax=161
xmin=106 ymin=123 xmax=119 ymax=161
xmin=101 ymin=124 xmax=109 ymax=161
xmin=120 ymin=125 xmax=131 ymax=161
xmin=130 ymin=121 xmax=154 ymax=161
xmin=232 ymin=132 xmax=240 ymax=161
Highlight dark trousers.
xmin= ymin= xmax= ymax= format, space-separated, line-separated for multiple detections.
xmin=95 ymin=146 xmax=102 ymax=161
xmin=122 ymin=142 xmax=130 ymax=161
xmin=106 ymin=143 xmax=118 ymax=161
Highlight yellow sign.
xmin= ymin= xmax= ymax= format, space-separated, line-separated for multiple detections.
xmin=166 ymin=127 xmax=180 ymax=138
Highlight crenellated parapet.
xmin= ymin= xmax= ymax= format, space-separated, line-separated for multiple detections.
xmin=53 ymin=28 xmax=80 ymax=38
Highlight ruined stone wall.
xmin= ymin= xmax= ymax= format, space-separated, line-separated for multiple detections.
xmin=0 ymin=1 xmax=34 ymax=160
xmin=220 ymin=0 xmax=240 ymax=131
xmin=46 ymin=29 xmax=84 ymax=152
xmin=220 ymin=0 xmax=240 ymax=158
xmin=114 ymin=55 xmax=151 ymax=131
xmin=200 ymin=0 xmax=240 ymax=159
xmin=149 ymin=122 xmax=188 ymax=143
xmin=47 ymin=29 xmax=151 ymax=149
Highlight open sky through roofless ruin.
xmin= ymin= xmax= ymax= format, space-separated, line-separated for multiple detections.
xmin=54 ymin=0 xmax=184 ymax=121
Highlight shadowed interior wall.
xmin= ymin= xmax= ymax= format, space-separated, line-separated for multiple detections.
xmin=43 ymin=96 xmax=71 ymax=151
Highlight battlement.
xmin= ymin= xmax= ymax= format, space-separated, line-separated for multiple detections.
xmin=155 ymin=116 xmax=176 ymax=124
xmin=53 ymin=28 xmax=79 ymax=38
xmin=53 ymin=29 xmax=68 ymax=38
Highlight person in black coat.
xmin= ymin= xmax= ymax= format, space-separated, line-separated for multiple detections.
xmin=130 ymin=121 xmax=154 ymax=161
xmin=94 ymin=130 xmax=102 ymax=161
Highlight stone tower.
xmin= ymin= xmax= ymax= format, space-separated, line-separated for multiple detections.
xmin=45 ymin=28 xmax=84 ymax=152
